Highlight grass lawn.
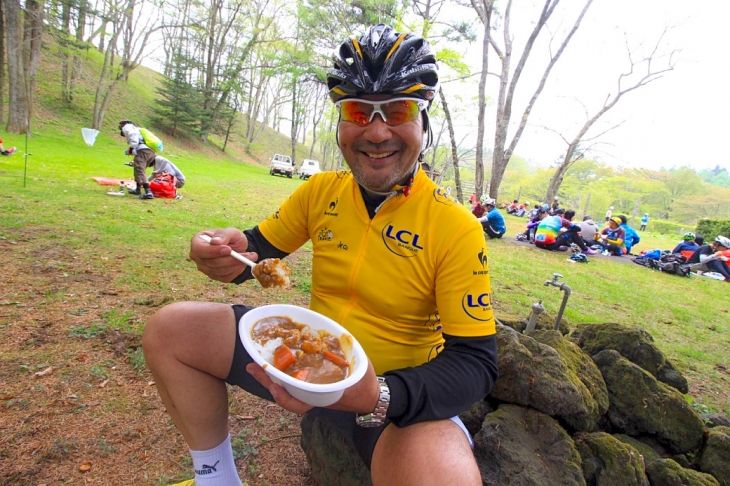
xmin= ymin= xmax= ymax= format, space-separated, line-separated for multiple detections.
xmin=1 ymin=126 xmax=729 ymax=483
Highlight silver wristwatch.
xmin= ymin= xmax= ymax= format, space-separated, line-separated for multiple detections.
xmin=356 ymin=376 xmax=390 ymax=428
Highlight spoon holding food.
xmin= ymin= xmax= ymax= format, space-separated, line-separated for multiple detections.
xmin=198 ymin=234 xmax=291 ymax=288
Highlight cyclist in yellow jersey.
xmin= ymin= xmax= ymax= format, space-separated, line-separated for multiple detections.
xmin=143 ymin=24 xmax=498 ymax=486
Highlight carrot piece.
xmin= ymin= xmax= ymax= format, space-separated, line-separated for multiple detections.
xmin=290 ymin=369 xmax=310 ymax=382
xmin=273 ymin=345 xmax=296 ymax=371
xmin=323 ymin=350 xmax=349 ymax=368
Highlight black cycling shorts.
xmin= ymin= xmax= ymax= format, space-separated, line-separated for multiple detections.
xmin=225 ymin=304 xmax=385 ymax=469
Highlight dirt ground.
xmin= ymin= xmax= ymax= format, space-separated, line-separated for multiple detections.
xmin=0 ymin=232 xmax=313 ymax=485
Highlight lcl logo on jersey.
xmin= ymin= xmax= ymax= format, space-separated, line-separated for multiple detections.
xmin=431 ymin=187 xmax=458 ymax=205
xmin=382 ymin=223 xmax=423 ymax=257
xmin=474 ymin=249 xmax=489 ymax=276
xmin=462 ymin=292 xmax=492 ymax=321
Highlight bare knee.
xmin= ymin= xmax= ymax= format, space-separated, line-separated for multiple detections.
xmin=142 ymin=301 xmax=189 ymax=358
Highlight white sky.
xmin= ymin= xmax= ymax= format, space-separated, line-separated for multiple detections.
xmin=441 ymin=0 xmax=730 ymax=172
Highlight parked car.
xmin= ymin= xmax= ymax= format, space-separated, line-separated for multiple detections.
xmin=298 ymin=159 xmax=322 ymax=180
xmin=269 ymin=154 xmax=295 ymax=178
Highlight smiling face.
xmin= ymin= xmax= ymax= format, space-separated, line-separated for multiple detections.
xmin=338 ymin=95 xmax=424 ymax=193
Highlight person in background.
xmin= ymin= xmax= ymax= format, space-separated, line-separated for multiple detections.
xmin=119 ymin=120 xmax=156 ymax=199
xmin=0 ymin=138 xmax=16 ymax=156
xmin=472 ymin=195 xmax=488 ymax=218
xmin=671 ymin=232 xmax=700 ymax=257
xmin=525 ymin=207 xmax=548 ymax=242
xmin=688 ymin=235 xmax=730 ymax=282
xmin=640 ymin=213 xmax=650 ymax=231
xmin=534 ymin=209 xmax=597 ymax=254
xmin=477 ymin=198 xmax=506 ymax=239
xmin=597 ymin=217 xmax=626 ymax=256
xmin=468 ymin=192 xmax=477 ymax=205
xmin=515 ymin=201 xmax=529 ymax=217
xmin=578 ymin=215 xmax=600 ymax=248
xmin=618 ymin=215 xmax=640 ymax=255
xmin=149 ymin=155 xmax=186 ymax=189
xmin=142 ymin=24 xmax=497 ymax=486
xmin=506 ymin=199 xmax=519 ymax=214
xmin=551 ymin=197 xmax=560 ymax=214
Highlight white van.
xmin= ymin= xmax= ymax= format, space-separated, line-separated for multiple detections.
xmin=298 ymin=159 xmax=321 ymax=180
xmin=269 ymin=154 xmax=295 ymax=178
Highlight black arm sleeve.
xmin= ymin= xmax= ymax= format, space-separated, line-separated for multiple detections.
xmin=231 ymin=226 xmax=290 ymax=284
xmin=383 ymin=333 xmax=498 ymax=427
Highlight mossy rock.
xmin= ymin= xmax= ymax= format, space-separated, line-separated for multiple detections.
xmin=573 ymin=431 xmax=649 ymax=486
xmin=698 ymin=426 xmax=730 ymax=486
xmin=646 ymin=459 xmax=720 ymax=486
xmin=613 ymin=434 xmax=662 ymax=464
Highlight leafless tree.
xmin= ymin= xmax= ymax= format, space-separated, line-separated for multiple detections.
xmin=486 ymin=0 xmax=594 ymax=199
xmin=544 ymin=29 xmax=678 ymax=202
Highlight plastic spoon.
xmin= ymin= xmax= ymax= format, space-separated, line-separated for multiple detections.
xmin=197 ymin=234 xmax=291 ymax=288
xmin=198 ymin=234 xmax=257 ymax=269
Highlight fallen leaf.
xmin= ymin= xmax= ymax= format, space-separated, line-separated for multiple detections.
xmin=79 ymin=460 xmax=93 ymax=472
xmin=33 ymin=367 xmax=53 ymax=378
xmin=99 ymin=379 xmax=109 ymax=388
xmin=147 ymin=381 xmax=155 ymax=386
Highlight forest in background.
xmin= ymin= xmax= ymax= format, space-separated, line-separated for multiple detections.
xmin=1 ymin=0 xmax=728 ymax=228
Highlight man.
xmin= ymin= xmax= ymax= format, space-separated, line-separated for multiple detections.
xmin=149 ymin=155 xmax=186 ymax=189
xmin=688 ymin=235 xmax=730 ymax=282
xmin=0 ymin=137 xmax=16 ymax=156
xmin=672 ymin=232 xmax=699 ymax=256
xmin=551 ymin=197 xmax=560 ymax=214
xmin=640 ymin=213 xmax=650 ymax=231
xmin=605 ymin=206 xmax=614 ymax=223
xmin=477 ymin=197 xmax=506 ymax=238
xmin=578 ymin=215 xmax=600 ymax=247
xmin=618 ymin=215 xmax=640 ymax=254
xmin=119 ymin=120 xmax=156 ymax=199
xmin=506 ymin=199 xmax=519 ymax=214
xmin=142 ymin=25 xmax=498 ymax=486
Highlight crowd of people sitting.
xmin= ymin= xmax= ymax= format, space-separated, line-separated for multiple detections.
xmin=469 ymin=193 xmax=730 ymax=282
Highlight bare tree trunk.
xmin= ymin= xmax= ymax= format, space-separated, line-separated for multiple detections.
xmin=5 ymin=0 xmax=28 ymax=133
xmin=631 ymin=198 xmax=640 ymax=227
xmin=24 ymin=0 xmax=44 ymax=134
xmin=470 ymin=0 xmax=492 ymax=200
xmin=489 ymin=0 xmax=593 ymax=198
xmin=582 ymin=193 xmax=591 ymax=219
xmin=438 ymin=86 xmax=463 ymax=203
xmin=290 ymin=78 xmax=297 ymax=166
xmin=0 ymin=0 xmax=6 ymax=124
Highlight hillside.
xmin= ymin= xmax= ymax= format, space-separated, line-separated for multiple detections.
xmin=25 ymin=33 xmax=312 ymax=170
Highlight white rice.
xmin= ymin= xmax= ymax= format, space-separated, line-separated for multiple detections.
xmin=254 ymin=336 xmax=284 ymax=365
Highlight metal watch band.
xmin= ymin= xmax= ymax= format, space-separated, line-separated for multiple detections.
xmin=355 ymin=376 xmax=390 ymax=428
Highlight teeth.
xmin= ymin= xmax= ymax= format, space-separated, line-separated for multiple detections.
xmin=366 ymin=152 xmax=395 ymax=159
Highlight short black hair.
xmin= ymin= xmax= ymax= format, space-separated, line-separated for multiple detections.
xmin=583 ymin=215 xmax=592 ymax=221
xmin=618 ymin=215 xmax=627 ymax=224
xmin=695 ymin=235 xmax=705 ymax=246
xmin=554 ymin=208 xmax=565 ymax=215
xmin=564 ymin=210 xmax=576 ymax=220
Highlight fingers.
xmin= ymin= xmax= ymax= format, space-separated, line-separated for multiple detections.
xmin=246 ymin=363 xmax=313 ymax=415
xmin=190 ymin=229 xmax=255 ymax=283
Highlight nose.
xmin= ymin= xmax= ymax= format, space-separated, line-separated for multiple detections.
xmin=362 ymin=114 xmax=393 ymax=143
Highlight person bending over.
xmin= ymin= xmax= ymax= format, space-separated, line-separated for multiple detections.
xmin=534 ymin=209 xmax=597 ymax=254
xmin=149 ymin=155 xmax=186 ymax=189
xmin=119 ymin=120 xmax=156 ymax=199
xmin=142 ymin=25 xmax=498 ymax=486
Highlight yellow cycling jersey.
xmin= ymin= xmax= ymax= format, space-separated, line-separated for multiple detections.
xmin=258 ymin=168 xmax=495 ymax=375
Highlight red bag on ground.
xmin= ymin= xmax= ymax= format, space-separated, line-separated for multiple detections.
xmin=149 ymin=172 xmax=177 ymax=198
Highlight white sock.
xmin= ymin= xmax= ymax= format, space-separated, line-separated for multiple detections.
xmin=189 ymin=435 xmax=243 ymax=486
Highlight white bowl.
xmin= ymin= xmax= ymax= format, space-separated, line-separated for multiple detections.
xmin=239 ymin=304 xmax=368 ymax=407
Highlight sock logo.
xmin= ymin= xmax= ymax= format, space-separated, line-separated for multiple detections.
xmin=195 ymin=460 xmax=219 ymax=475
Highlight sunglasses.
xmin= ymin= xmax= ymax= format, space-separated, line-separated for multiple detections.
xmin=336 ymin=97 xmax=428 ymax=127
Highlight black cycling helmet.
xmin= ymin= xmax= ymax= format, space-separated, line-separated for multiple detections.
xmin=327 ymin=24 xmax=438 ymax=104
xmin=327 ymin=25 xmax=438 ymax=153
xmin=119 ymin=120 xmax=133 ymax=136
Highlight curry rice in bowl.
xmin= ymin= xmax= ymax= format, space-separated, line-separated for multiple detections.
xmin=239 ymin=304 xmax=368 ymax=407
